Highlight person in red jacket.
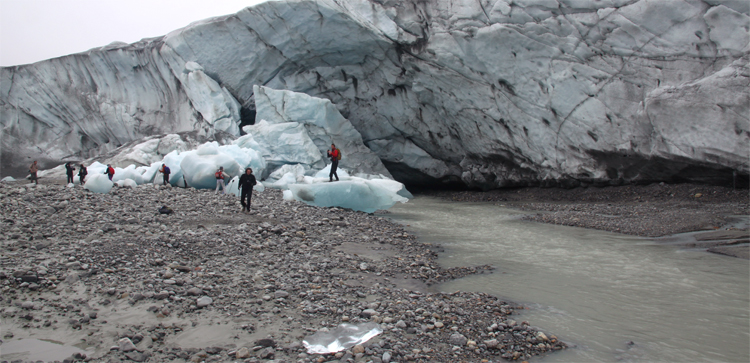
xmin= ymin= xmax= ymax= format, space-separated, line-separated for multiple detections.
xmin=104 ymin=164 xmax=115 ymax=180
xmin=326 ymin=143 xmax=340 ymax=182
xmin=215 ymin=166 xmax=229 ymax=194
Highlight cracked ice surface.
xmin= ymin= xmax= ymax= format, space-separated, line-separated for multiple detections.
xmin=2 ymin=0 xmax=747 ymax=188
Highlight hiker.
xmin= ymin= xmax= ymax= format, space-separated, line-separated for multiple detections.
xmin=326 ymin=143 xmax=341 ymax=182
xmin=29 ymin=161 xmax=38 ymax=185
xmin=78 ymin=164 xmax=88 ymax=185
xmin=159 ymin=164 xmax=171 ymax=185
xmin=65 ymin=162 xmax=75 ymax=184
xmin=238 ymin=167 xmax=257 ymax=212
xmin=104 ymin=164 xmax=115 ymax=180
xmin=215 ymin=166 xmax=229 ymax=194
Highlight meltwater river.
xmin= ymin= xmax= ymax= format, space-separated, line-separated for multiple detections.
xmin=386 ymin=197 xmax=749 ymax=363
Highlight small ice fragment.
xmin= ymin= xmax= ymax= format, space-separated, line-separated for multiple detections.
xmin=303 ymin=322 xmax=382 ymax=354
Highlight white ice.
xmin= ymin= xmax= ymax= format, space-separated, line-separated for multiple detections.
xmin=115 ymin=179 xmax=138 ymax=189
xmin=286 ymin=176 xmax=408 ymax=213
xmin=31 ymin=87 xmax=408 ymax=211
xmin=84 ymin=174 xmax=114 ymax=194
xmin=314 ymin=165 xmax=351 ymax=180
xmin=226 ymin=176 xmax=240 ymax=197
xmin=242 ymin=120 xmax=324 ymax=167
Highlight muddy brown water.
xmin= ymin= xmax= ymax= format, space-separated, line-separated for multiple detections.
xmin=385 ymin=197 xmax=750 ymax=363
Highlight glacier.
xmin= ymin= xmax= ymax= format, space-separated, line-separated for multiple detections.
xmin=1 ymin=0 xmax=748 ymax=189
xmin=34 ymin=85 xmax=411 ymax=213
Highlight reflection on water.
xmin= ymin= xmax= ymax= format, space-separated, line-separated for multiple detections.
xmin=387 ymin=197 xmax=750 ymax=363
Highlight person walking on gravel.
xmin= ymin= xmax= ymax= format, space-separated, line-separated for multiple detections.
xmin=215 ymin=166 xmax=229 ymax=194
xmin=29 ymin=161 xmax=38 ymax=185
xmin=327 ymin=143 xmax=341 ymax=182
xmin=78 ymin=164 xmax=87 ymax=185
xmin=159 ymin=164 xmax=171 ymax=186
xmin=239 ymin=168 xmax=257 ymax=212
xmin=65 ymin=162 xmax=75 ymax=184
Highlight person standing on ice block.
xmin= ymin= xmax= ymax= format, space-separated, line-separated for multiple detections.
xmin=327 ymin=143 xmax=341 ymax=182
xmin=215 ymin=166 xmax=229 ymax=194
xmin=239 ymin=168 xmax=257 ymax=212
xmin=65 ymin=162 xmax=75 ymax=184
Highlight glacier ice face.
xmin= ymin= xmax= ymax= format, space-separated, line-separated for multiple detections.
xmin=2 ymin=0 xmax=747 ymax=188
xmin=179 ymin=61 xmax=241 ymax=135
xmin=242 ymin=120 xmax=324 ymax=168
xmin=254 ymin=85 xmax=391 ymax=178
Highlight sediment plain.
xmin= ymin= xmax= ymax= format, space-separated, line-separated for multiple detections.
xmin=0 ymin=179 xmax=565 ymax=363
xmin=429 ymin=183 xmax=750 ymax=259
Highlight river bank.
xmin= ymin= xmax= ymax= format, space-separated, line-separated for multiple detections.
xmin=424 ymin=183 xmax=749 ymax=259
xmin=0 ymin=179 xmax=564 ymax=363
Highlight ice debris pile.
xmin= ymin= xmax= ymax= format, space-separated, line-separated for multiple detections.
xmin=40 ymin=87 xmax=409 ymax=213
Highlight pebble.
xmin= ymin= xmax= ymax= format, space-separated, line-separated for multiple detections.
xmin=236 ymin=347 xmax=251 ymax=359
xmin=118 ymin=337 xmax=137 ymax=352
xmin=196 ymin=296 xmax=213 ymax=308
xmin=449 ymin=333 xmax=468 ymax=346
xmin=186 ymin=287 xmax=203 ymax=296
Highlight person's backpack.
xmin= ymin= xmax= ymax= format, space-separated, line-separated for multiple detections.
xmin=215 ymin=171 xmax=222 ymax=179
xmin=336 ymin=148 xmax=342 ymax=161
xmin=164 ymin=166 xmax=170 ymax=174
xmin=108 ymin=166 xmax=115 ymax=175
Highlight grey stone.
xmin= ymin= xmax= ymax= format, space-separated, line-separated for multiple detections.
xmin=449 ymin=333 xmax=468 ymax=346
xmin=118 ymin=337 xmax=137 ymax=352
xmin=196 ymin=296 xmax=213 ymax=308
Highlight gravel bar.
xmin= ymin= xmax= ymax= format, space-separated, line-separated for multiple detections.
xmin=1 ymin=180 xmax=565 ymax=363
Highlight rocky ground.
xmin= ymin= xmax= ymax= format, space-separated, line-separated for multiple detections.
xmin=425 ymin=183 xmax=750 ymax=258
xmin=0 ymin=179 xmax=565 ymax=363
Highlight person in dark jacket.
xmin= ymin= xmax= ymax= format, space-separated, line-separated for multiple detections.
xmin=29 ymin=161 xmax=38 ymax=184
xmin=65 ymin=162 xmax=75 ymax=184
xmin=238 ymin=168 xmax=257 ymax=212
xmin=78 ymin=164 xmax=88 ymax=185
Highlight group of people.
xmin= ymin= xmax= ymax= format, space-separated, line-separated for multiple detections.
xmin=27 ymin=144 xmax=343 ymax=214
xmin=28 ymin=160 xmax=135 ymax=186
xmin=214 ymin=166 xmax=257 ymax=212
xmin=61 ymin=162 xmax=106 ymax=184
xmin=29 ymin=161 xmax=91 ymax=185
